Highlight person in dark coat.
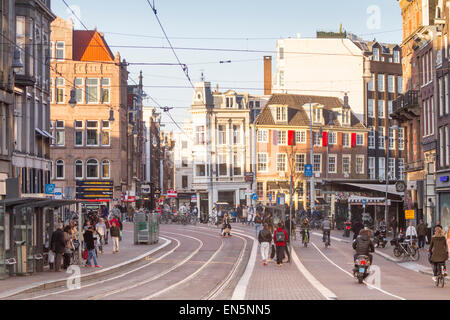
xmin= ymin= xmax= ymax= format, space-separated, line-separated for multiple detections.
xmin=351 ymin=219 xmax=364 ymax=241
xmin=258 ymin=224 xmax=272 ymax=266
xmin=273 ymin=223 xmax=288 ymax=266
xmin=50 ymin=225 xmax=66 ymax=272
xmin=429 ymin=226 xmax=449 ymax=281
xmin=390 ymin=217 xmax=398 ymax=239
xmin=417 ymin=220 xmax=427 ymax=248
xmin=352 ymin=229 xmax=375 ymax=270
xmin=281 ymin=221 xmax=291 ymax=263
xmin=84 ymin=226 xmax=100 ymax=267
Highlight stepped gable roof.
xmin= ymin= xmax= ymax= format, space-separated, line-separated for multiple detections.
xmin=255 ymin=94 xmax=365 ymax=129
xmin=73 ymin=30 xmax=114 ymax=62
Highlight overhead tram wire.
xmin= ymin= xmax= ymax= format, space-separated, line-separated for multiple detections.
xmin=144 ymin=0 xmax=194 ymax=88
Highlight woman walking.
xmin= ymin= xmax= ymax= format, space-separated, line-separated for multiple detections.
xmin=273 ymin=222 xmax=288 ymax=266
xmin=429 ymin=226 xmax=449 ymax=282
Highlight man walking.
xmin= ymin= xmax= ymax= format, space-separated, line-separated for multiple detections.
xmin=50 ymin=224 xmax=65 ymax=272
xmin=322 ymin=217 xmax=332 ymax=245
xmin=96 ymin=218 xmax=107 ymax=254
xmin=84 ymin=226 xmax=101 ymax=268
xmin=110 ymin=221 xmax=120 ymax=254
xmin=248 ymin=205 xmax=254 ymax=226
xmin=258 ymin=224 xmax=272 ymax=266
xmin=390 ymin=216 xmax=398 ymax=239
xmin=254 ymin=212 xmax=263 ymax=239
xmin=273 ymin=223 xmax=288 ymax=266
xmin=417 ymin=219 xmax=427 ymax=248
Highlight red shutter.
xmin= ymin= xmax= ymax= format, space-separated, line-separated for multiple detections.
xmin=288 ymin=130 xmax=295 ymax=146
xmin=351 ymin=133 xmax=357 ymax=148
xmin=322 ymin=132 xmax=328 ymax=147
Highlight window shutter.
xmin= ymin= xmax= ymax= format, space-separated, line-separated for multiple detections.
xmin=288 ymin=130 xmax=295 ymax=146
xmin=351 ymin=133 xmax=357 ymax=148
xmin=322 ymin=132 xmax=328 ymax=147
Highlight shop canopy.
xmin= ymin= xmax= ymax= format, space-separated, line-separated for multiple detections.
xmin=342 ymin=183 xmax=404 ymax=196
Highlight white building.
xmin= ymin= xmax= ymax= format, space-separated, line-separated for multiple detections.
xmin=182 ymin=82 xmax=269 ymax=215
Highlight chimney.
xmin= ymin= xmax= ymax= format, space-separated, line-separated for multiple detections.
xmin=264 ymin=56 xmax=272 ymax=95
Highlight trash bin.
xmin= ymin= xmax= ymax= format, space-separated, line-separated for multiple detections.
xmin=134 ymin=212 xmax=150 ymax=244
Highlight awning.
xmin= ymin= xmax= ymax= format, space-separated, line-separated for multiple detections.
xmin=348 ymin=196 xmax=385 ymax=203
xmin=42 ymin=130 xmax=55 ymax=140
xmin=267 ymin=181 xmax=290 ymax=190
xmin=342 ymin=183 xmax=404 ymax=196
xmin=35 ymin=128 xmax=47 ymax=138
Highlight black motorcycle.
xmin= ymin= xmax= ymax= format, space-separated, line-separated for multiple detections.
xmin=374 ymin=228 xmax=387 ymax=248
xmin=354 ymin=255 xmax=371 ymax=284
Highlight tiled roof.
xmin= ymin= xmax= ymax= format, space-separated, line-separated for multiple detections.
xmin=73 ymin=30 xmax=114 ymax=62
xmin=255 ymin=94 xmax=365 ymax=129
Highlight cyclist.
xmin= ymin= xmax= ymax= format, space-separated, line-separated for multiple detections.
xmin=321 ymin=217 xmax=332 ymax=246
xmin=300 ymin=218 xmax=310 ymax=245
xmin=429 ymin=226 xmax=449 ymax=282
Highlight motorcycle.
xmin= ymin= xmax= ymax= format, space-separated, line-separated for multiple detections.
xmin=374 ymin=228 xmax=388 ymax=248
xmin=343 ymin=221 xmax=351 ymax=237
xmin=354 ymin=255 xmax=371 ymax=284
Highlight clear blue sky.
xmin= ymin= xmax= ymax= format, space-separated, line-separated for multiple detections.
xmin=52 ymin=0 xmax=402 ymax=132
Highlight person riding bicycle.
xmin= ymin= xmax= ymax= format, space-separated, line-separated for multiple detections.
xmin=429 ymin=226 xmax=449 ymax=282
xmin=300 ymin=218 xmax=310 ymax=244
xmin=321 ymin=217 xmax=332 ymax=245
xmin=352 ymin=229 xmax=374 ymax=272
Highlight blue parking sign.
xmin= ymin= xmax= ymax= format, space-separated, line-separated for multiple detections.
xmin=305 ymin=164 xmax=313 ymax=177
xmin=252 ymin=193 xmax=258 ymax=201
xmin=45 ymin=184 xmax=55 ymax=194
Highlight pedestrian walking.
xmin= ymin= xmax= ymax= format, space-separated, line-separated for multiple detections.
xmin=273 ymin=223 xmax=288 ymax=266
xmin=417 ymin=220 xmax=427 ymax=248
xmin=254 ymin=212 xmax=263 ymax=239
xmin=110 ymin=221 xmax=120 ymax=254
xmin=222 ymin=213 xmax=232 ymax=238
xmin=281 ymin=221 xmax=291 ymax=263
xmin=50 ymin=225 xmax=65 ymax=272
xmin=96 ymin=218 xmax=107 ymax=254
xmin=242 ymin=205 xmax=248 ymax=225
xmin=248 ymin=205 xmax=254 ymax=226
xmin=390 ymin=217 xmax=398 ymax=239
xmin=429 ymin=226 xmax=449 ymax=282
xmin=258 ymin=224 xmax=272 ymax=266
xmin=127 ymin=205 xmax=135 ymax=222
xmin=84 ymin=226 xmax=101 ymax=268
xmin=63 ymin=226 xmax=73 ymax=269
xmin=405 ymin=222 xmax=418 ymax=241
xmin=351 ymin=219 xmax=364 ymax=241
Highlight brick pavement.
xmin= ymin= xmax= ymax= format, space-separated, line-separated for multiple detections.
xmin=0 ymin=222 xmax=165 ymax=298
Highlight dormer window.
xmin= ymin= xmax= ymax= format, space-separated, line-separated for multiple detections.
xmin=342 ymin=109 xmax=351 ymax=125
xmin=373 ymin=47 xmax=379 ymax=61
xmin=393 ymin=50 xmax=400 ymax=63
xmin=226 ymin=97 xmax=233 ymax=108
xmin=313 ymin=108 xmax=322 ymax=123
xmin=276 ymin=106 xmax=287 ymax=122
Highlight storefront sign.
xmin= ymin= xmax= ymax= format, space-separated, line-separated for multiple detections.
xmin=440 ymin=176 xmax=449 ymax=183
xmin=405 ymin=210 xmax=415 ymax=220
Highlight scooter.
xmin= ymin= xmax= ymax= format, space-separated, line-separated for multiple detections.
xmin=354 ymin=255 xmax=371 ymax=284
xmin=374 ymin=228 xmax=388 ymax=248
xmin=343 ymin=221 xmax=351 ymax=237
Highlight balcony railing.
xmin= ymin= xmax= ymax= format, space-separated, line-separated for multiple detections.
xmin=392 ymin=90 xmax=419 ymax=114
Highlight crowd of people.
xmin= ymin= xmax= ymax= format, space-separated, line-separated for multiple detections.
xmin=48 ymin=205 xmax=125 ymax=271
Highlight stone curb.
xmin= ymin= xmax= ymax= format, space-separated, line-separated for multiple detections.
xmin=0 ymin=237 xmax=170 ymax=299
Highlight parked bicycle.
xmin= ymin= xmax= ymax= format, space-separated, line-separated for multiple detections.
xmin=435 ymin=263 xmax=446 ymax=288
xmin=391 ymin=237 xmax=419 ymax=261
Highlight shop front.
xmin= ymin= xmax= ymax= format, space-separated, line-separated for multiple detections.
xmin=436 ymin=172 xmax=450 ymax=232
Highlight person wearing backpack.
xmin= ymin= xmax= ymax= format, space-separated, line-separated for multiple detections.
xmin=258 ymin=224 xmax=272 ymax=266
xmin=254 ymin=212 xmax=263 ymax=239
xmin=273 ymin=222 xmax=288 ymax=266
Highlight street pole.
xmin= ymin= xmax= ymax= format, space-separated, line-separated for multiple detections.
xmin=309 ymin=99 xmax=315 ymax=213
xmin=78 ymin=202 xmax=83 ymax=266
xmin=289 ymin=151 xmax=293 ymax=263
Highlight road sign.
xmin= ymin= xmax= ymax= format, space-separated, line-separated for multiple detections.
xmin=54 ymin=187 xmax=63 ymax=200
xmin=252 ymin=193 xmax=258 ymax=201
xmin=191 ymin=195 xmax=197 ymax=203
xmin=362 ymin=199 xmax=367 ymax=206
xmin=167 ymin=190 xmax=178 ymax=198
xmin=269 ymin=194 xmax=273 ymax=202
xmin=405 ymin=210 xmax=415 ymax=220
xmin=45 ymin=184 xmax=55 ymax=195
xmin=305 ymin=164 xmax=313 ymax=177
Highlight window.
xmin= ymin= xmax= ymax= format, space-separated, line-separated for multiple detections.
xmin=398 ymin=128 xmax=405 ymax=150
xmin=378 ymin=100 xmax=385 ymax=118
xmin=388 ymin=101 xmax=393 ymax=118
xmin=378 ymin=74 xmax=384 ymax=92
xmin=233 ymin=153 xmax=242 ymax=175
xmin=56 ymin=121 xmax=65 ymax=146
xmin=369 ymin=157 xmax=376 ymax=180
xmin=195 ymin=126 xmax=205 ymax=145
xmin=368 ymin=99 xmax=374 ymax=118
xmin=257 ymin=129 xmax=268 ymax=143
xmin=356 ymin=156 xmax=364 ymax=174
xmin=75 ymin=120 xmax=83 ymax=146
xmin=182 ymin=176 xmax=188 ymax=189
xmin=368 ymin=76 xmax=375 ymax=91
xmin=373 ymin=47 xmax=379 ymax=61
xmin=182 ymin=141 xmax=188 ymax=149
xmin=56 ymin=160 xmax=64 ymax=179
xmin=296 ymin=154 xmax=306 ymax=172
xmin=356 ymin=134 xmax=364 ymax=146
xmin=86 ymin=121 xmax=99 ymax=146
xmin=102 ymin=121 xmax=110 ymax=146
xmin=101 ymin=160 xmax=110 ymax=179
xmin=196 ymin=164 xmax=206 ymax=176
xmin=55 ymin=41 xmax=65 ymax=60
xmin=388 ymin=75 xmax=394 ymax=93
xmin=277 ymin=154 xmax=287 ymax=172
xmin=378 ymin=127 xmax=385 ymax=149
xmin=440 ymin=126 xmax=445 ymax=168
xmin=218 ymin=154 xmax=227 ymax=176
xmin=342 ymin=133 xmax=350 ymax=148
xmin=257 ymin=182 xmax=264 ymax=197
xmin=313 ymin=108 xmax=322 ymax=123
xmin=313 ymin=132 xmax=321 ymax=146
xmin=50 ymin=78 xmax=53 ymax=103
xmin=394 ymin=50 xmax=400 ymax=63
xmin=226 ymin=97 xmax=233 ymax=108
xmin=182 ymin=157 xmax=188 ymax=168
xmin=398 ymin=76 xmax=403 ymax=94
xmin=218 ymin=125 xmax=226 ymax=145
xmin=295 ymin=131 xmax=306 ymax=144
xmin=446 ymin=126 xmax=449 ymax=167
xmin=279 ymin=47 xmax=284 ymax=60
xmin=101 ymin=78 xmax=110 ymax=104
xmin=328 ymin=155 xmax=336 ymax=173
xmin=446 ymin=76 xmax=449 ymax=115
xmin=86 ymin=78 xmax=99 ymax=103
xmin=56 ymin=78 xmax=64 ymax=103
xmin=16 ymin=16 xmax=25 ymax=76
xmin=233 ymin=125 xmax=241 ymax=145
xmin=388 ymin=158 xmax=395 ymax=180
xmin=86 ymin=159 xmax=99 ymax=179
xmin=328 ymin=132 xmax=337 ymax=145
xmin=75 ymin=160 xmax=83 ymax=179
xmin=257 ymin=153 xmax=268 ymax=172
xmin=388 ymin=128 xmax=395 ymax=150
xmin=278 ymin=131 xmax=287 ymax=145
xmin=279 ymin=71 xmax=284 ymax=87
xmin=75 ymin=78 xmax=83 ymax=103
xmin=342 ymin=155 xmax=351 ymax=174
xmin=379 ymin=157 xmax=385 ymax=180
xmin=276 ymin=106 xmax=287 ymax=122
xmin=313 ymin=154 xmax=322 ymax=173
xmin=398 ymin=159 xmax=405 ymax=180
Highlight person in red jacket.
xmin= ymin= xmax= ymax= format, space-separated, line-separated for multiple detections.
xmin=273 ymin=222 xmax=288 ymax=266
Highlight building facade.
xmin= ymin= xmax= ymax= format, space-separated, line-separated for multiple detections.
xmin=49 ymin=17 xmax=129 ymax=206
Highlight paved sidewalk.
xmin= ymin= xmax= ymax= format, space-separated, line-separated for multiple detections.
xmin=0 ymin=222 xmax=168 ymax=298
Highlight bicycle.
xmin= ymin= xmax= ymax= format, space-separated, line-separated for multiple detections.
xmin=435 ymin=263 xmax=446 ymax=288
xmin=323 ymin=230 xmax=331 ymax=248
xmin=301 ymin=228 xmax=309 ymax=248
xmin=392 ymin=238 xmax=419 ymax=261
xmin=189 ymin=215 xmax=198 ymax=226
